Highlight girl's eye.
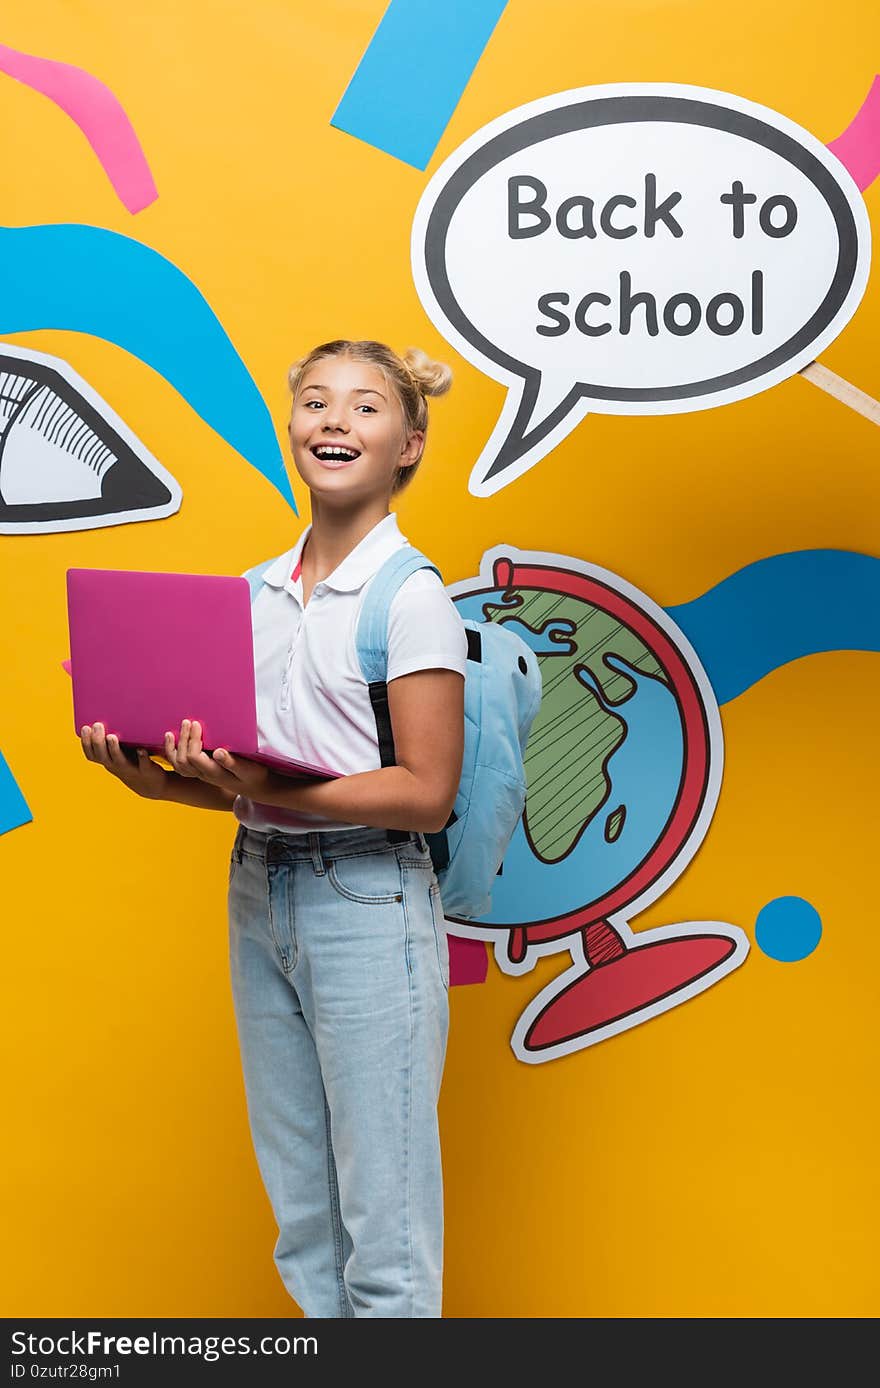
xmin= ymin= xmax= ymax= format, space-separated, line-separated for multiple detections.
xmin=302 ymin=401 xmax=376 ymax=412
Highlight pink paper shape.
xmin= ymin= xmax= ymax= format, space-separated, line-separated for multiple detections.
xmin=828 ymin=74 xmax=880 ymax=191
xmin=449 ymin=934 xmax=488 ymax=986
xmin=61 ymin=658 xmax=71 ymax=675
xmin=0 ymin=42 xmax=158 ymax=213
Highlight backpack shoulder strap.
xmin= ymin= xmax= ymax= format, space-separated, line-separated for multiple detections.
xmin=355 ymin=546 xmax=442 ymax=684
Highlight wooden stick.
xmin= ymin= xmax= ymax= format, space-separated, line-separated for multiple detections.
xmin=799 ymin=360 xmax=880 ymax=426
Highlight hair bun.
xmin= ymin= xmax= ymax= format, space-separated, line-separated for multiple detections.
xmin=401 ymin=347 xmax=453 ymax=399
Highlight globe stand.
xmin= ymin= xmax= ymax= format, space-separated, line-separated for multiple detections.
xmin=521 ymin=919 xmax=738 ymax=1052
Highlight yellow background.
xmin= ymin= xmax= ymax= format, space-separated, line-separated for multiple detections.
xmin=2 ymin=1 xmax=878 ymax=1317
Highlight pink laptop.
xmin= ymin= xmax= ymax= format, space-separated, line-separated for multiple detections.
xmin=65 ymin=567 xmax=343 ymax=780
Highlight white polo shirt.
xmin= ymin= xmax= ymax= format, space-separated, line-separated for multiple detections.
xmin=232 ymin=511 xmax=469 ymax=835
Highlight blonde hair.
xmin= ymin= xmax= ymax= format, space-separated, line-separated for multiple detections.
xmin=287 ymin=339 xmax=452 ymax=495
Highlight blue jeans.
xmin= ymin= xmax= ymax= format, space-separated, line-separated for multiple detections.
xmin=227 ymin=821 xmax=450 ymax=1318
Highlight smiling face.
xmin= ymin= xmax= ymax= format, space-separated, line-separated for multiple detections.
xmin=288 ymin=354 xmax=424 ymax=507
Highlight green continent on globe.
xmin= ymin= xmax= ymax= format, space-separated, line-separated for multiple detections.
xmin=483 ymin=586 xmax=668 ymax=864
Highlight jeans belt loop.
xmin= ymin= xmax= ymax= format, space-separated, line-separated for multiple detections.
xmin=308 ymin=831 xmax=326 ymax=875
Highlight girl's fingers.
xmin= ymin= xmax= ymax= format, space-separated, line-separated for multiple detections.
xmin=179 ymin=718 xmax=194 ymax=770
xmin=90 ymin=722 xmax=112 ymax=767
xmin=81 ymin=720 xmax=214 ymax=780
xmin=81 ymin=724 xmax=109 ymax=766
xmin=173 ymin=719 xmax=208 ymax=779
xmin=191 ymin=720 xmax=225 ymax=783
xmin=105 ymin=732 xmax=124 ymax=767
xmin=177 ymin=719 xmax=188 ymax=763
xmin=99 ymin=728 xmax=133 ymax=774
xmin=106 ymin=733 xmax=140 ymax=772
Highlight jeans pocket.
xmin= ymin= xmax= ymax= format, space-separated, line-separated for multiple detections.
xmin=429 ymin=882 xmax=450 ymax=990
xmin=327 ymin=848 xmax=405 ymax=905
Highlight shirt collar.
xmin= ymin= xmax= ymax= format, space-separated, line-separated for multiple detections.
xmin=261 ymin=512 xmax=407 ymax=595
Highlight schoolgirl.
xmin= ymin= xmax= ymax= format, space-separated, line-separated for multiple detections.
xmin=80 ymin=339 xmax=467 ymax=1317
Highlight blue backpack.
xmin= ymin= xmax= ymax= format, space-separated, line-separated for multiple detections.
xmin=243 ymin=545 xmax=542 ymax=921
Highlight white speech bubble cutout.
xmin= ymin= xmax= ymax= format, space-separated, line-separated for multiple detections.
xmin=411 ymin=83 xmax=871 ymax=497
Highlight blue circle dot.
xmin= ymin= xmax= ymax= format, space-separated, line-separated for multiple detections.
xmin=755 ymin=896 xmax=822 ymax=962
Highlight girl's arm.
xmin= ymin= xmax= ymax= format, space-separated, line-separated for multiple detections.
xmin=159 ymin=777 xmax=238 ymax=812
xmin=259 ymin=668 xmax=465 ymax=833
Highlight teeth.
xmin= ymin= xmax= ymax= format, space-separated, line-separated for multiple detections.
xmin=314 ymin=445 xmax=359 ymax=459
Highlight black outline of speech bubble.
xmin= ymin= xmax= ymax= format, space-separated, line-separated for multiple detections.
xmin=422 ymin=94 xmax=862 ymax=485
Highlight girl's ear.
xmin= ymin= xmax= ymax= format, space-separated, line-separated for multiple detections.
xmin=402 ymin=429 xmax=425 ymax=463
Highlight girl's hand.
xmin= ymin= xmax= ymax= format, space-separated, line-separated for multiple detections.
xmin=165 ymin=719 xmax=280 ymax=800
xmin=80 ymin=723 xmax=169 ymax=800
